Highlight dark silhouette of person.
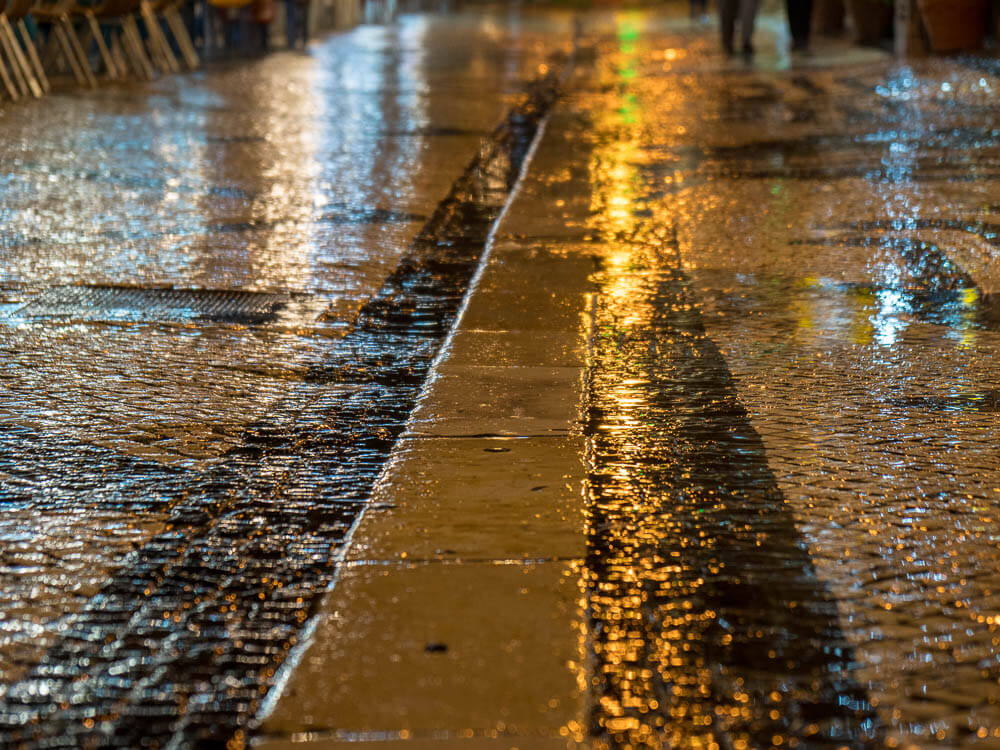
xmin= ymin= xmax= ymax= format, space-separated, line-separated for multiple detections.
xmin=718 ymin=0 xmax=759 ymax=58
xmin=786 ymin=0 xmax=814 ymax=52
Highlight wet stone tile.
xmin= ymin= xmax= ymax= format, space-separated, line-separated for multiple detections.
xmin=347 ymin=436 xmax=586 ymax=562
xmin=260 ymin=562 xmax=585 ymax=739
xmin=406 ymin=366 xmax=584 ymax=438
xmin=445 ymin=329 xmax=588 ymax=368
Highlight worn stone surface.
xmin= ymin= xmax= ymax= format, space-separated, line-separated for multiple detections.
xmin=346 ymin=436 xmax=586 ymax=562
xmin=260 ymin=562 xmax=584 ymax=739
xmin=407 ymin=366 xmax=585 ymax=438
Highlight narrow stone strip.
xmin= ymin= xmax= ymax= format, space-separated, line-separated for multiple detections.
xmin=584 ymin=226 xmax=878 ymax=749
xmin=0 ymin=59 xmax=568 ymax=750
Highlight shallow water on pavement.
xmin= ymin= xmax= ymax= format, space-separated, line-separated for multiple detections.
xmin=8 ymin=4 xmax=1000 ymax=747
xmin=576 ymin=12 xmax=1000 ymax=749
xmin=0 ymin=6 xmax=569 ymax=740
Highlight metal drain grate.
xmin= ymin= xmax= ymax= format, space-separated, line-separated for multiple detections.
xmin=14 ymin=286 xmax=316 ymax=325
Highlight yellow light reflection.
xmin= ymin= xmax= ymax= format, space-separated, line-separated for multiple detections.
xmin=583 ymin=13 xmax=729 ymax=748
xmin=957 ymin=287 xmax=979 ymax=350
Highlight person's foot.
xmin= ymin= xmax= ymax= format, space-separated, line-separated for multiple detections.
xmin=742 ymin=42 xmax=754 ymax=60
xmin=722 ymin=37 xmax=735 ymax=57
xmin=791 ymin=39 xmax=810 ymax=53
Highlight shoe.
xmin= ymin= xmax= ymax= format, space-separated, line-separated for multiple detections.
xmin=742 ymin=42 xmax=754 ymax=59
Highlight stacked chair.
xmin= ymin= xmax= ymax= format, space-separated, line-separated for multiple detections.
xmin=150 ymin=0 xmax=198 ymax=70
xmin=0 ymin=0 xmax=198 ymax=98
xmin=0 ymin=0 xmax=48 ymax=98
xmin=33 ymin=0 xmax=99 ymax=86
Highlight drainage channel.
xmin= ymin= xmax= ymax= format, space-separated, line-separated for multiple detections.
xmin=0 ymin=56 xmax=568 ymax=749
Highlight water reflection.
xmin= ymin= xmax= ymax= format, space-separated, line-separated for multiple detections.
xmin=577 ymin=12 xmax=1000 ymax=747
xmin=0 ymin=5 xmax=562 ymax=744
xmin=583 ymin=30 xmax=873 ymax=745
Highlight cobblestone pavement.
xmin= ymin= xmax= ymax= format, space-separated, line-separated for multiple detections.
xmin=569 ymin=14 xmax=1000 ymax=750
xmin=0 ymin=6 xmax=571 ymax=746
xmin=6 ymin=2 xmax=1000 ymax=749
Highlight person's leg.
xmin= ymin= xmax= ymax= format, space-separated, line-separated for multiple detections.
xmin=798 ymin=0 xmax=813 ymax=48
xmin=739 ymin=0 xmax=759 ymax=54
xmin=284 ymin=0 xmax=296 ymax=47
xmin=787 ymin=0 xmax=812 ymax=49
xmin=718 ymin=0 xmax=736 ymax=55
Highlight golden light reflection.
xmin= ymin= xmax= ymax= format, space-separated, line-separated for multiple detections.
xmin=587 ymin=21 xmax=649 ymax=327
xmin=580 ymin=14 xmax=878 ymax=749
xmin=956 ymin=287 xmax=979 ymax=350
xmin=847 ymin=286 xmax=876 ymax=346
xmin=583 ymin=15 xmax=730 ymax=748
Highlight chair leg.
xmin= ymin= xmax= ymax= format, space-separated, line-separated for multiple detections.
xmin=150 ymin=22 xmax=177 ymax=74
xmin=121 ymin=14 xmax=154 ymax=80
xmin=0 ymin=41 xmax=19 ymax=99
xmin=1 ymin=17 xmax=42 ymax=96
xmin=155 ymin=15 xmax=181 ymax=72
xmin=60 ymin=15 xmax=96 ymax=86
xmin=0 ymin=18 xmax=30 ymax=96
xmin=163 ymin=6 xmax=197 ymax=69
xmin=140 ymin=0 xmax=178 ymax=73
xmin=109 ymin=30 xmax=128 ymax=75
xmin=136 ymin=5 xmax=166 ymax=72
xmin=126 ymin=15 xmax=155 ymax=79
xmin=17 ymin=19 xmax=49 ymax=92
xmin=51 ymin=21 xmax=88 ymax=85
xmin=84 ymin=11 xmax=119 ymax=79
xmin=0 ymin=25 xmax=28 ymax=97
xmin=113 ymin=23 xmax=140 ymax=78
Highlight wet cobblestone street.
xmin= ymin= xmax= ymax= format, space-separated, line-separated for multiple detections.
xmin=572 ymin=17 xmax=1000 ymax=749
xmin=0 ymin=8 xmax=567 ymax=746
xmin=5 ymin=2 xmax=1000 ymax=748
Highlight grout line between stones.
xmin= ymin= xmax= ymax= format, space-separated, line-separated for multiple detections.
xmin=342 ymin=557 xmax=584 ymax=568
